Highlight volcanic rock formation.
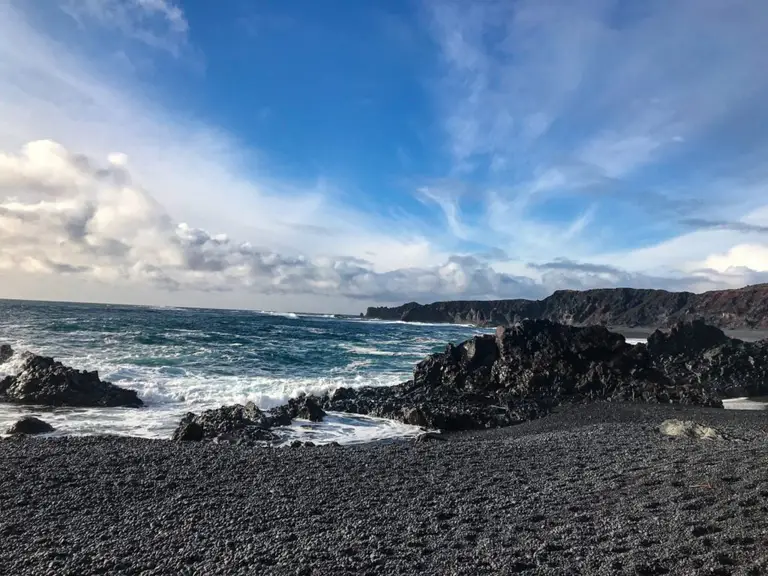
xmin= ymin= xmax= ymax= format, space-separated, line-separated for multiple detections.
xmin=172 ymin=395 xmax=325 ymax=444
xmin=0 ymin=352 xmax=143 ymax=408
xmin=317 ymin=319 xmax=768 ymax=431
xmin=178 ymin=319 xmax=768 ymax=439
xmin=365 ymin=284 xmax=768 ymax=329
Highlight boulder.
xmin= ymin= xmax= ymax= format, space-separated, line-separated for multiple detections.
xmin=172 ymin=418 xmax=204 ymax=442
xmin=647 ymin=320 xmax=730 ymax=357
xmin=287 ymin=395 xmax=326 ymax=422
xmin=0 ymin=353 xmax=143 ymax=408
xmin=0 ymin=344 xmax=12 ymax=365
xmin=172 ymin=401 xmax=291 ymax=444
xmin=658 ymin=419 xmax=725 ymax=440
xmin=402 ymin=407 xmax=428 ymax=427
xmin=414 ymin=432 xmax=447 ymax=443
xmin=7 ymin=416 xmax=54 ymax=435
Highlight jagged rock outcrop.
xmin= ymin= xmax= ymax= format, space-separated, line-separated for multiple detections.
xmin=6 ymin=416 xmax=55 ymax=435
xmin=172 ymin=394 xmax=327 ymax=444
xmin=365 ymin=284 xmax=768 ymax=329
xmin=305 ymin=319 xmax=768 ymax=432
xmin=276 ymin=394 xmax=327 ymax=423
xmin=172 ymin=400 xmax=297 ymax=444
xmin=0 ymin=353 xmax=143 ymax=408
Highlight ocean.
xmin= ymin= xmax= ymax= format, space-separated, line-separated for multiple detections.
xmin=0 ymin=300 xmax=491 ymax=444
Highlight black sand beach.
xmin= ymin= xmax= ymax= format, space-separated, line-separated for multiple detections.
xmin=1 ymin=403 xmax=766 ymax=576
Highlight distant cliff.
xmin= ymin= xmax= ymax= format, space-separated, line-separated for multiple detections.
xmin=364 ymin=284 xmax=768 ymax=329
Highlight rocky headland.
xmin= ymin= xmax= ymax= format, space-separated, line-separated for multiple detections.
xmin=365 ymin=283 xmax=768 ymax=329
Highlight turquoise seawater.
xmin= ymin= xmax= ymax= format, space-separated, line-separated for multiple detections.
xmin=0 ymin=300 xmax=490 ymax=443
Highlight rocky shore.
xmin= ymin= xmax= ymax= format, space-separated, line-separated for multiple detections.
xmin=173 ymin=319 xmax=768 ymax=444
xmin=365 ymin=283 xmax=768 ymax=329
xmin=1 ymin=403 xmax=766 ymax=575
xmin=1 ymin=317 xmax=767 ymax=574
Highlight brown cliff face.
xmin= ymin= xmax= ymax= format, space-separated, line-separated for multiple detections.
xmin=364 ymin=284 xmax=768 ymax=329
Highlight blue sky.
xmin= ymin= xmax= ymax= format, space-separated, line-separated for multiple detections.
xmin=1 ymin=0 xmax=768 ymax=312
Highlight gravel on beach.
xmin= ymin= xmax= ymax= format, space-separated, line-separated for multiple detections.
xmin=1 ymin=403 xmax=767 ymax=576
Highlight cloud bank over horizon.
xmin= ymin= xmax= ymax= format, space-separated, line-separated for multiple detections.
xmin=1 ymin=0 xmax=768 ymax=313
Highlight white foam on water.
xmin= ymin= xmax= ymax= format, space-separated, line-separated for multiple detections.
xmin=0 ymin=403 xmax=423 ymax=445
xmin=361 ymin=319 xmax=480 ymax=328
xmin=258 ymin=310 xmax=299 ymax=319
xmin=0 ymin=308 xmax=487 ymax=445
xmin=0 ymin=355 xmax=410 ymax=444
xmin=332 ymin=359 xmax=374 ymax=371
xmin=625 ymin=338 xmax=647 ymax=345
xmin=0 ymin=352 xmax=30 ymax=379
xmin=273 ymin=413 xmax=424 ymax=446
xmin=339 ymin=343 xmax=420 ymax=357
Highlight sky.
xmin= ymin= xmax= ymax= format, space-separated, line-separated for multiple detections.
xmin=1 ymin=0 xmax=768 ymax=313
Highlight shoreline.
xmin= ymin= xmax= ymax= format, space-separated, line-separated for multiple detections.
xmin=1 ymin=402 xmax=766 ymax=575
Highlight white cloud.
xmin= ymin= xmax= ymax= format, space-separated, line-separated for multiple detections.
xmin=427 ymin=0 xmax=768 ymax=193
xmin=420 ymin=0 xmax=768 ymax=296
xmin=703 ymin=245 xmax=768 ymax=274
xmin=60 ymin=0 xmax=189 ymax=55
xmin=0 ymin=138 xmax=766 ymax=310
xmin=577 ymin=133 xmax=662 ymax=179
xmin=0 ymin=139 xmax=550 ymax=304
xmin=416 ymin=186 xmax=470 ymax=240
xmin=2 ymin=0 xmax=768 ymax=313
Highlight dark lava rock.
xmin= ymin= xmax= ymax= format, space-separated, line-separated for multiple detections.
xmin=647 ymin=320 xmax=768 ymax=398
xmin=284 ymin=394 xmax=326 ymax=422
xmin=0 ymin=353 xmax=143 ymax=408
xmin=172 ymin=401 xmax=289 ymax=444
xmin=6 ymin=416 xmax=54 ymax=435
xmin=303 ymin=319 xmax=768 ymax=432
xmin=647 ymin=319 xmax=730 ymax=356
xmin=172 ymin=420 xmax=204 ymax=442
xmin=402 ymin=407 xmax=429 ymax=427
xmin=0 ymin=344 xmax=12 ymax=364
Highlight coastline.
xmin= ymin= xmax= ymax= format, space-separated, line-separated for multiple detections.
xmin=364 ymin=284 xmax=768 ymax=330
xmin=1 ymin=402 xmax=766 ymax=575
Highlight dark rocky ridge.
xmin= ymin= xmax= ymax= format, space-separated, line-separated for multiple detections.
xmin=365 ymin=283 xmax=768 ymax=329
xmin=0 ymin=352 xmax=143 ymax=408
xmin=1 ymin=403 xmax=767 ymax=575
xmin=316 ymin=319 xmax=768 ymax=431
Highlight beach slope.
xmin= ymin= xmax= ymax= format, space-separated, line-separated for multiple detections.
xmin=1 ymin=403 xmax=766 ymax=575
